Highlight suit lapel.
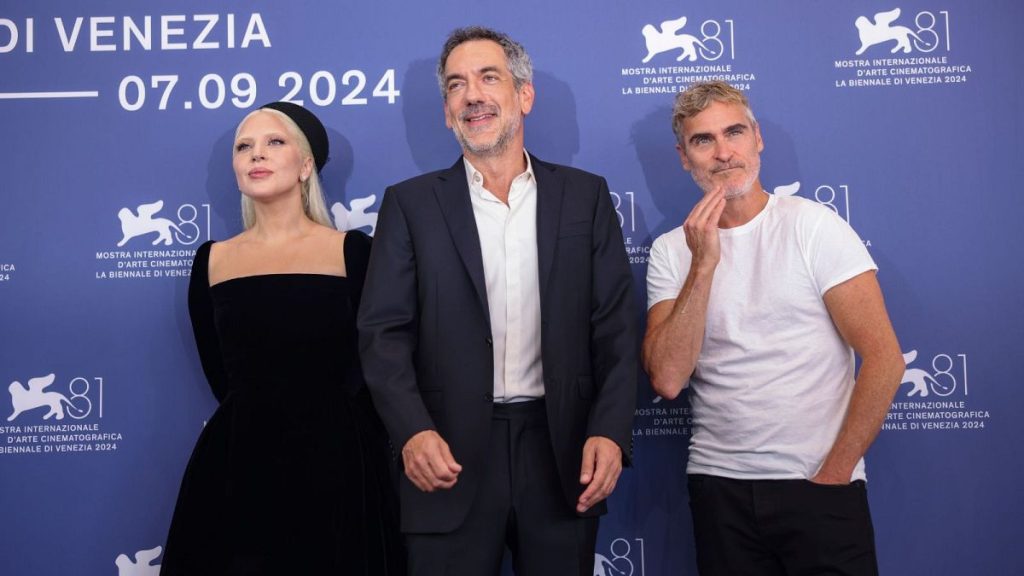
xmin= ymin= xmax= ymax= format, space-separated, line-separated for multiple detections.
xmin=434 ymin=158 xmax=490 ymax=318
xmin=532 ymin=154 xmax=565 ymax=304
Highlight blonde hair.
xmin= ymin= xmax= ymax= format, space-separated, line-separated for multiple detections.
xmin=671 ymin=81 xmax=757 ymax=146
xmin=235 ymin=108 xmax=334 ymax=230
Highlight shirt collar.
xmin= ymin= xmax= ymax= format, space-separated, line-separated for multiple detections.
xmin=463 ymin=150 xmax=535 ymax=200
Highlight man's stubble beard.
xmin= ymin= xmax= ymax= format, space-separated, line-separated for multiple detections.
xmin=454 ymin=100 xmax=522 ymax=158
xmin=696 ymin=155 xmax=761 ymax=200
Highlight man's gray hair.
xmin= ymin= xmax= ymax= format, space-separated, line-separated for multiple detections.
xmin=671 ymin=81 xmax=757 ymax=146
xmin=437 ymin=26 xmax=533 ymax=100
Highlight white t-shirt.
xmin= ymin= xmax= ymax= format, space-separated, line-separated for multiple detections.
xmin=646 ymin=194 xmax=876 ymax=481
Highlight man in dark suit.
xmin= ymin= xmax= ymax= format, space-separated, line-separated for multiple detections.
xmin=358 ymin=26 xmax=637 ymax=576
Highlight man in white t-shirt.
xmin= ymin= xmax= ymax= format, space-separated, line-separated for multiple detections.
xmin=642 ymin=81 xmax=904 ymax=576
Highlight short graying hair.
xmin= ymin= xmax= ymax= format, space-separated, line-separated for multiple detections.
xmin=672 ymin=81 xmax=757 ymax=146
xmin=436 ymin=26 xmax=533 ymax=100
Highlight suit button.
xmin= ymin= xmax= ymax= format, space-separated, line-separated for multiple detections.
xmin=484 ymin=393 xmax=494 ymax=401
xmin=485 ymin=337 xmax=493 ymax=347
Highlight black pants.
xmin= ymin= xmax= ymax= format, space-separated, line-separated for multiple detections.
xmin=688 ymin=474 xmax=879 ymax=576
xmin=407 ymin=400 xmax=598 ymax=576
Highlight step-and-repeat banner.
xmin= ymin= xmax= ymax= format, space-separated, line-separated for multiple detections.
xmin=2 ymin=1 xmax=1021 ymax=574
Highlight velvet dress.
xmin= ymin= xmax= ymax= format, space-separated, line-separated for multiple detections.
xmin=161 ymin=231 xmax=404 ymax=575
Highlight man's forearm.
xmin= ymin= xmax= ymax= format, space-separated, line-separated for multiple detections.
xmin=643 ymin=265 xmax=715 ymax=399
xmin=815 ymin=351 xmax=904 ymax=482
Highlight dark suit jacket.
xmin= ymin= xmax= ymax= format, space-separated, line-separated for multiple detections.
xmin=358 ymin=154 xmax=637 ymax=533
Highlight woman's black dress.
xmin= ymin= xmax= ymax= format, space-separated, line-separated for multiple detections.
xmin=161 ymin=231 xmax=404 ymax=575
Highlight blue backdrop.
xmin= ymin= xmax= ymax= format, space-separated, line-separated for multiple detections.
xmin=2 ymin=1 xmax=1022 ymax=574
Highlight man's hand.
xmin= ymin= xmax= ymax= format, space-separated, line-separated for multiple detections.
xmin=683 ymin=186 xmax=726 ymax=274
xmin=401 ymin=430 xmax=463 ymax=492
xmin=577 ymin=436 xmax=623 ymax=513
xmin=809 ymin=468 xmax=852 ymax=485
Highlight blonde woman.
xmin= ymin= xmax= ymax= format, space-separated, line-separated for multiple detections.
xmin=162 ymin=102 xmax=403 ymax=575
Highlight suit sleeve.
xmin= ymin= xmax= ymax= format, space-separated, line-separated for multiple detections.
xmin=357 ymin=188 xmax=436 ymax=450
xmin=188 ymin=240 xmax=229 ymax=403
xmin=587 ymin=179 xmax=639 ymax=465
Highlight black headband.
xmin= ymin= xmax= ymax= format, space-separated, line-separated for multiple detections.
xmin=259 ymin=101 xmax=330 ymax=172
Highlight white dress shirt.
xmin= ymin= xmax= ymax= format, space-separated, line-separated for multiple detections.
xmin=464 ymin=154 xmax=544 ymax=402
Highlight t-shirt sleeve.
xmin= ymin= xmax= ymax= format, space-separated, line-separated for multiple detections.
xmin=646 ymin=231 xmax=686 ymax=310
xmin=804 ymin=206 xmax=877 ymax=296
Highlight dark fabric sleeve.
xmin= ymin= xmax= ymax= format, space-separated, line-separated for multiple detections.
xmin=586 ymin=178 xmax=639 ymax=467
xmin=341 ymin=229 xmax=373 ymax=399
xmin=357 ymin=187 xmax=437 ymax=451
xmin=188 ymin=240 xmax=229 ymax=403
xmin=343 ymin=229 xmax=372 ymax=310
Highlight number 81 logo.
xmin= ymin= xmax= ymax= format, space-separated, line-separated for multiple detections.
xmin=901 ymin=350 xmax=969 ymax=398
xmin=594 ymin=538 xmax=646 ymax=576
xmin=5 ymin=374 xmax=104 ymax=423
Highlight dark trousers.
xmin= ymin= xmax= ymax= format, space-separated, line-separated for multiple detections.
xmin=688 ymin=474 xmax=879 ymax=576
xmin=407 ymin=400 xmax=598 ymax=576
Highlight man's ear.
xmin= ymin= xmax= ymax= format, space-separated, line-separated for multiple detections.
xmin=676 ymin=143 xmax=693 ymax=173
xmin=518 ymin=82 xmax=535 ymax=116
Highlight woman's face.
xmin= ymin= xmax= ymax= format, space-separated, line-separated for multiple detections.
xmin=232 ymin=111 xmax=312 ymax=203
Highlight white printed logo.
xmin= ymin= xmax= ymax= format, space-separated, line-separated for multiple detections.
xmin=773 ymin=182 xmax=801 ymax=197
xmin=117 ymin=200 xmax=189 ymax=246
xmin=331 ymin=194 xmax=379 ymax=235
xmin=854 ymin=8 xmax=942 ymax=55
xmin=641 ymin=17 xmax=716 ymax=63
xmin=773 ymin=181 xmax=852 ymax=224
xmin=900 ymin=349 xmax=963 ymax=397
xmin=594 ymin=538 xmax=646 ymax=575
xmin=2 ymin=372 xmax=119 ymax=454
xmin=6 ymin=373 xmax=102 ymax=422
xmin=115 ymin=546 xmax=162 ymax=576
xmin=7 ymin=373 xmax=87 ymax=422
xmin=620 ymin=16 xmax=747 ymax=96
xmin=99 ymin=200 xmax=208 ymax=280
xmin=885 ymin=346 xmax=986 ymax=432
xmin=610 ymin=191 xmax=637 ymax=233
xmin=834 ymin=9 xmax=963 ymax=90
